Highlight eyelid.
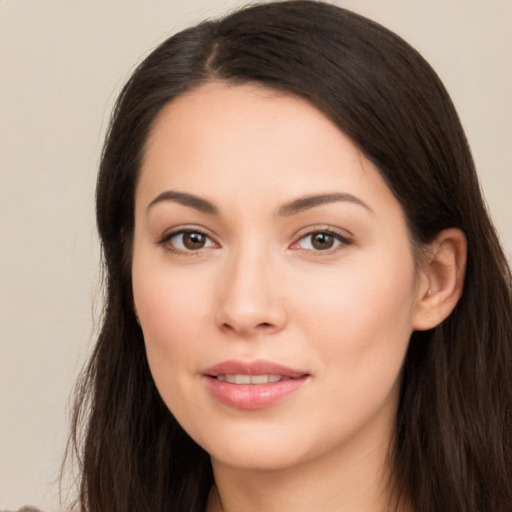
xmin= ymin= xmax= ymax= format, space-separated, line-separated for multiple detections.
xmin=155 ymin=225 xmax=219 ymax=254
xmin=154 ymin=224 xmax=352 ymax=254
xmin=289 ymin=226 xmax=353 ymax=253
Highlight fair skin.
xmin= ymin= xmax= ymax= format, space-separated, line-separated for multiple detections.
xmin=132 ymin=82 xmax=466 ymax=512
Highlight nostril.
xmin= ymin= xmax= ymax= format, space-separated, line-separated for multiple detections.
xmin=221 ymin=321 xmax=276 ymax=334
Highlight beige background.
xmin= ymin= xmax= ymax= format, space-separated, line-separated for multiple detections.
xmin=1 ymin=0 xmax=510 ymax=510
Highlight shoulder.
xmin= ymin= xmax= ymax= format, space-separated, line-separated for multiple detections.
xmin=2 ymin=508 xmax=43 ymax=512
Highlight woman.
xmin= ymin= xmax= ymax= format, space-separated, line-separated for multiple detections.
xmin=67 ymin=1 xmax=512 ymax=511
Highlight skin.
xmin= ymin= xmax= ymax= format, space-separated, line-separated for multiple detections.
xmin=132 ymin=83 xmax=465 ymax=512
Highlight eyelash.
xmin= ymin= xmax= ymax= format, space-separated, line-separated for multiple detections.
xmin=291 ymin=228 xmax=353 ymax=254
xmin=156 ymin=227 xmax=352 ymax=255
xmin=156 ymin=228 xmax=217 ymax=255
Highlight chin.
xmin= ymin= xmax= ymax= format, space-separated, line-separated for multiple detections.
xmin=186 ymin=413 xmax=355 ymax=474
xmin=209 ymin=440 xmax=310 ymax=472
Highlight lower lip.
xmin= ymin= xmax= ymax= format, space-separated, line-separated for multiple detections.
xmin=204 ymin=376 xmax=308 ymax=409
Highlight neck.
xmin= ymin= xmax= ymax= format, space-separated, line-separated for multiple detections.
xmin=206 ymin=421 xmax=406 ymax=512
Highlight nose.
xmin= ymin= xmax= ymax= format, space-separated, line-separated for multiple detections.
xmin=215 ymin=244 xmax=287 ymax=337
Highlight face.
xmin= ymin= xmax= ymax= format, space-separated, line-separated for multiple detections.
xmin=132 ymin=83 xmax=425 ymax=473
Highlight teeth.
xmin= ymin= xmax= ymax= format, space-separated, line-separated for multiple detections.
xmin=250 ymin=374 xmax=272 ymax=384
xmin=216 ymin=374 xmax=284 ymax=384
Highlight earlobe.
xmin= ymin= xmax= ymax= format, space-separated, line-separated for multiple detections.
xmin=413 ymin=228 xmax=467 ymax=331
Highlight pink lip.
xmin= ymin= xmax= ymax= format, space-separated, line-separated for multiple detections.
xmin=203 ymin=359 xmax=309 ymax=410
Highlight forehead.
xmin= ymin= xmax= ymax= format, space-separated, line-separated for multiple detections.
xmin=141 ymin=82 xmax=346 ymax=178
xmin=137 ymin=82 xmax=399 ymax=219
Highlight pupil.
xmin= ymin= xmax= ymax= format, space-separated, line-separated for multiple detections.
xmin=184 ymin=232 xmax=205 ymax=249
xmin=312 ymin=233 xmax=334 ymax=250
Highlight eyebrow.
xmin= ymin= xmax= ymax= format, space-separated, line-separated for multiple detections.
xmin=277 ymin=192 xmax=372 ymax=216
xmin=147 ymin=190 xmax=219 ymax=215
xmin=146 ymin=190 xmax=371 ymax=217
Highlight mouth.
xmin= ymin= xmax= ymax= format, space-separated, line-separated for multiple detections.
xmin=203 ymin=360 xmax=310 ymax=409
xmin=204 ymin=359 xmax=308 ymax=381
xmin=215 ymin=374 xmax=293 ymax=384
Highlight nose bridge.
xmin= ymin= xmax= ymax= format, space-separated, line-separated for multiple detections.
xmin=216 ymin=237 xmax=285 ymax=335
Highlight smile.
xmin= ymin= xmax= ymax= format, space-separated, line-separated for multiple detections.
xmin=203 ymin=360 xmax=309 ymax=409
xmin=216 ymin=374 xmax=289 ymax=384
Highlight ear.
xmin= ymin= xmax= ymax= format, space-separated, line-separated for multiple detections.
xmin=413 ymin=228 xmax=467 ymax=331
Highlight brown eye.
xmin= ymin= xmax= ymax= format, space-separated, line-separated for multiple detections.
xmin=311 ymin=232 xmax=335 ymax=250
xmin=182 ymin=232 xmax=206 ymax=250
xmin=162 ymin=229 xmax=216 ymax=253
xmin=293 ymin=230 xmax=351 ymax=252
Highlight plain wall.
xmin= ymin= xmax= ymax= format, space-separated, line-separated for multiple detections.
xmin=1 ymin=1 xmax=510 ymax=510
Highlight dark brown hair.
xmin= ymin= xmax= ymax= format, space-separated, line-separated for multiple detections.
xmin=67 ymin=1 xmax=512 ymax=511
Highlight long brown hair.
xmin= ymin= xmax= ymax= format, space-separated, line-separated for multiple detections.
xmin=67 ymin=2 xmax=512 ymax=510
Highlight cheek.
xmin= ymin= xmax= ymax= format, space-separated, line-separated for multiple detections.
xmin=132 ymin=258 xmax=211 ymax=393
xmin=297 ymin=249 xmax=418 ymax=380
xmin=135 ymin=280 xmax=202 ymax=342
xmin=134 ymin=284 xmax=205 ymax=426
xmin=133 ymin=241 xmax=211 ymax=336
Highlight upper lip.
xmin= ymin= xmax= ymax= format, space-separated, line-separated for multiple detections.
xmin=203 ymin=359 xmax=308 ymax=378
